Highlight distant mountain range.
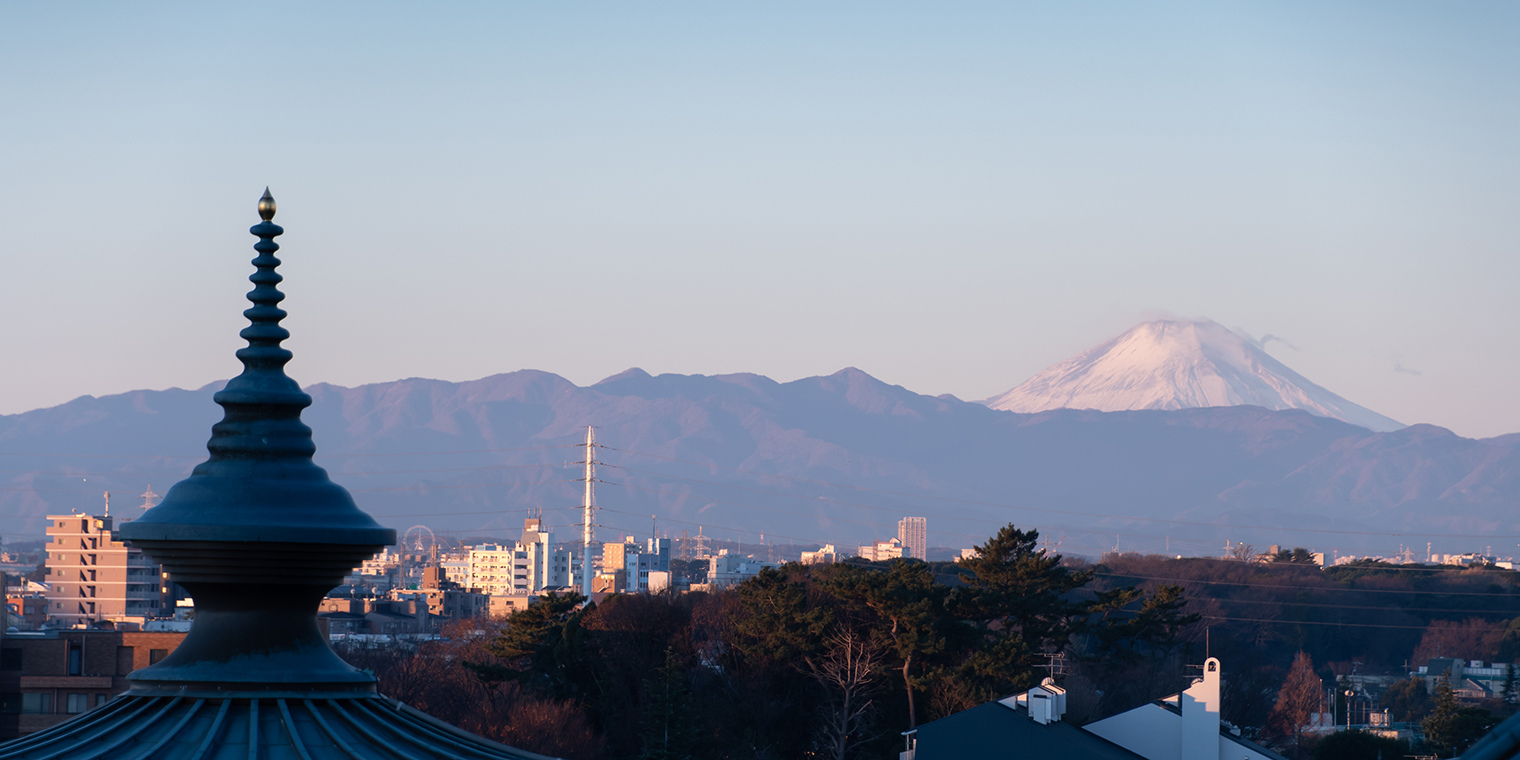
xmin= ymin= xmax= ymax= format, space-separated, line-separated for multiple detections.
xmin=981 ymin=319 xmax=1405 ymax=432
xmin=0 ymin=366 xmax=1514 ymax=557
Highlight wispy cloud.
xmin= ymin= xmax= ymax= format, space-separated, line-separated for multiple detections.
xmin=1394 ymin=360 xmax=1422 ymax=377
xmin=1236 ymin=329 xmax=1297 ymax=352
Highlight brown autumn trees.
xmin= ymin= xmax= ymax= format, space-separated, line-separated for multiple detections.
xmin=1267 ymin=651 xmax=1323 ymax=756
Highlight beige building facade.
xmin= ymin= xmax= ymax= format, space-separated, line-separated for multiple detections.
xmin=44 ymin=514 xmax=167 ymax=626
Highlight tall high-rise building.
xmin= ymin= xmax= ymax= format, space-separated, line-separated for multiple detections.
xmin=45 ymin=511 xmax=168 ymax=625
xmin=898 ymin=516 xmax=927 ymax=561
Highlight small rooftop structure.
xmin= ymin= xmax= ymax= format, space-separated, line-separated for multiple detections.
xmin=1085 ymin=658 xmax=1285 ymax=760
xmin=0 ymin=191 xmax=553 ymax=759
xmin=912 ymin=679 xmax=1142 ymax=760
xmin=913 ymin=659 xmax=1285 ymax=760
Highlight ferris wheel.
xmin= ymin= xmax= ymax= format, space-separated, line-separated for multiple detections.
xmin=401 ymin=525 xmax=436 ymax=553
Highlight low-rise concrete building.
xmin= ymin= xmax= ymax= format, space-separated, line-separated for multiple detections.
xmin=707 ymin=551 xmax=781 ymax=589
xmin=856 ymin=537 xmax=905 ymax=562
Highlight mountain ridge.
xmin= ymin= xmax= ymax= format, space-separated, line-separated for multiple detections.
xmin=0 ymin=368 xmax=1511 ymax=556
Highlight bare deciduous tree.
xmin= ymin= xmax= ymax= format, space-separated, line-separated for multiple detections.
xmin=1266 ymin=651 xmax=1322 ymax=756
xmin=804 ymin=629 xmax=883 ymax=760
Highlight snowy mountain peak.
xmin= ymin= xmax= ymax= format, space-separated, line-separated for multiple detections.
xmin=981 ymin=319 xmax=1404 ymax=432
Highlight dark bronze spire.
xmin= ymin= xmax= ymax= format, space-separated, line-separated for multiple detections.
xmin=0 ymin=192 xmax=552 ymax=758
xmin=115 ymin=188 xmax=394 ymax=689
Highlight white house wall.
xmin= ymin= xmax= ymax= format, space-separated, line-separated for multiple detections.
xmin=1086 ymin=703 xmax=1182 ymax=760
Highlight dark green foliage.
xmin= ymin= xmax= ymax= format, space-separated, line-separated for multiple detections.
xmin=731 ymin=566 xmax=832 ymax=664
xmin=829 ymin=559 xmax=952 ymax=729
xmin=1379 ymin=677 xmax=1434 ymax=722
xmin=640 ymin=649 xmax=695 ymax=760
xmin=1269 ymin=548 xmax=1319 ymax=564
xmin=1079 ymin=583 xmax=1199 ymax=662
xmin=1422 ymin=675 xmax=1500 ymax=757
xmin=472 ymin=591 xmax=590 ymax=700
xmin=1308 ymin=730 xmax=1408 ymax=760
xmin=952 ymin=526 xmax=1091 ymax=701
xmin=1503 ymin=660 xmax=1518 ymax=712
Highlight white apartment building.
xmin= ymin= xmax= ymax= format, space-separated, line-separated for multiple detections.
xmin=439 ymin=554 xmax=471 ymax=586
xmin=467 ymin=519 xmax=576 ymax=595
xmin=801 ymin=544 xmax=839 ymax=565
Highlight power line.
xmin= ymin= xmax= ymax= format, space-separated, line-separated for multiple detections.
xmin=1198 ymin=615 xmax=1513 ymax=633
xmin=599 ymin=445 xmax=1520 ymax=540
xmin=1093 ymin=572 xmax=1520 ymax=597
xmin=0 ymin=444 xmax=578 ymax=460
xmin=1180 ymin=596 xmax=1520 ymax=616
xmin=348 ymin=478 xmax=578 ymax=493
xmin=604 ymin=463 xmax=1235 ymax=552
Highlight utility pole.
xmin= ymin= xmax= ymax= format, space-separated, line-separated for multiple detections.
xmin=581 ymin=426 xmax=596 ymax=596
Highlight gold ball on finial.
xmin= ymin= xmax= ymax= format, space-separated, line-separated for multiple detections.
xmin=258 ymin=187 xmax=277 ymax=221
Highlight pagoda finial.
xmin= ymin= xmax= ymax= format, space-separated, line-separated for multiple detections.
xmin=258 ymin=186 xmax=276 ymax=221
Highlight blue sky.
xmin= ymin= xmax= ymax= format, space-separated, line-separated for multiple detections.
xmin=2 ymin=2 xmax=1517 ymax=437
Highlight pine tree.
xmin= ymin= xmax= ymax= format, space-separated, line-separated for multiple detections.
xmin=639 ymin=648 xmax=695 ymax=760
xmin=1503 ymin=662 xmax=1518 ymax=714
xmin=1423 ymin=671 xmax=1500 ymax=756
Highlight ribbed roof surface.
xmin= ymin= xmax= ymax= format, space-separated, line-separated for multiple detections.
xmin=1461 ymin=709 xmax=1520 ymax=759
xmin=0 ymin=694 xmax=554 ymax=760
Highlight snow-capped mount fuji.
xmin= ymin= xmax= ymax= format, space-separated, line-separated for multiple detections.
xmin=980 ymin=319 xmax=1404 ymax=432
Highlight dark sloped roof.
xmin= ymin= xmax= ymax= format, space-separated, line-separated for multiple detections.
xmin=0 ymin=693 xmax=556 ymax=760
xmin=1461 ymin=710 xmax=1520 ymax=760
xmin=915 ymin=702 xmax=1147 ymax=760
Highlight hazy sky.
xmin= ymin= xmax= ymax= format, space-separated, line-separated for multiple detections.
xmin=3 ymin=3 xmax=1517 ymax=438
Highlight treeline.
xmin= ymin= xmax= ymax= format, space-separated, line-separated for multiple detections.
xmin=339 ymin=525 xmax=1195 ymax=759
xmin=1093 ymin=553 xmax=1520 ymax=735
xmin=333 ymin=533 xmax=1520 ymax=759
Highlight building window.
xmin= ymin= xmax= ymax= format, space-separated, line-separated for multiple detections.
xmin=0 ymin=649 xmax=20 ymax=671
xmin=22 ymin=693 xmax=51 ymax=714
xmin=95 ymin=694 xmax=108 ymax=707
xmin=149 ymin=649 xmax=169 ymax=665
xmin=67 ymin=647 xmax=81 ymax=676
xmin=66 ymin=694 xmax=88 ymax=714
